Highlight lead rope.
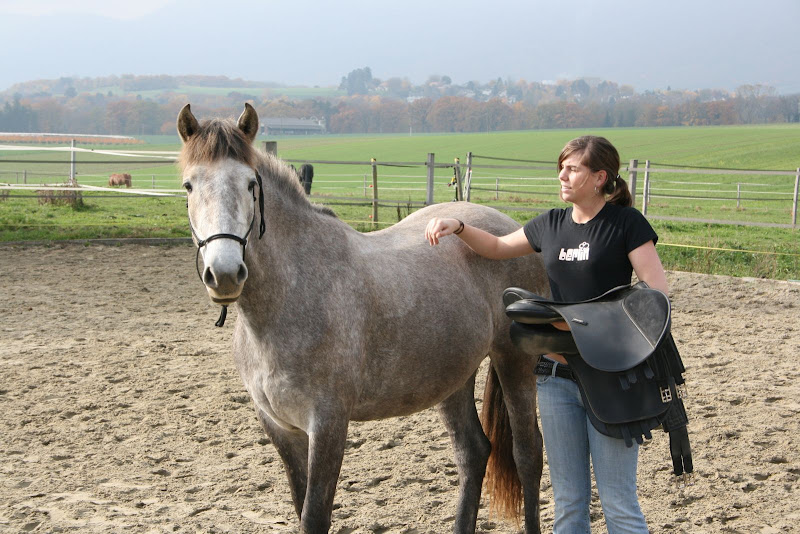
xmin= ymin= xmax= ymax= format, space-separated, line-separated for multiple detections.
xmin=189 ymin=171 xmax=265 ymax=328
xmin=215 ymin=306 xmax=228 ymax=327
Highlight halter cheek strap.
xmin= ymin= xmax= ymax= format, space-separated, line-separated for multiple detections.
xmin=187 ymin=171 xmax=265 ymax=327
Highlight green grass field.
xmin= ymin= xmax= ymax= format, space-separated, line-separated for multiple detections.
xmin=1 ymin=124 xmax=799 ymax=279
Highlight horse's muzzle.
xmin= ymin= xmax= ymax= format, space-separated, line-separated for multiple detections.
xmin=202 ymin=257 xmax=248 ymax=304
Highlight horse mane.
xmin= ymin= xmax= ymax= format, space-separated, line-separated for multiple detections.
xmin=178 ymin=116 xmax=336 ymax=219
xmin=255 ymin=151 xmax=337 ymax=218
xmin=178 ymin=118 xmax=259 ymax=171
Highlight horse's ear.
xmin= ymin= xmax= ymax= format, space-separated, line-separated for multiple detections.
xmin=177 ymin=104 xmax=200 ymax=143
xmin=237 ymin=103 xmax=259 ymax=142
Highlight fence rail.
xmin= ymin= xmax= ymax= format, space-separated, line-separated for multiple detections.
xmin=625 ymin=159 xmax=800 ymax=226
xmin=1 ymin=143 xmax=799 ymax=228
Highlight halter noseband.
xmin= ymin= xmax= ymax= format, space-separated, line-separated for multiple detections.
xmin=187 ymin=171 xmax=265 ymax=327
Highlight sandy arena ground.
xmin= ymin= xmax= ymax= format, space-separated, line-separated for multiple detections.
xmin=1 ymin=243 xmax=799 ymax=533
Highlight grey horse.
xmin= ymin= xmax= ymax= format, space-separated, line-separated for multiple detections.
xmin=177 ymin=103 xmax=548 ymax=533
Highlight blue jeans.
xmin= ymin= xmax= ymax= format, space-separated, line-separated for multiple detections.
xmin=537 ymin=364 xmax=649 ymax=534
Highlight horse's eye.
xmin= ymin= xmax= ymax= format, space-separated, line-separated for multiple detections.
xmin=248 ymin=180 xmax=257 ymax=192
xmin=183 ymin=182 xmax=193 ymax=193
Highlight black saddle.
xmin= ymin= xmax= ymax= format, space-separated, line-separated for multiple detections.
xmin=505 ymin=283 xmax=670 ymax=372
xmin=505 ymin=283 xmax=693 ymax=484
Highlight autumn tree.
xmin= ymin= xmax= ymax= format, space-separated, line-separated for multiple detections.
xmin=373 ymin=99 xmax=409 ymax=133
xmin=409 ymin=98 xmax=433 ymax=133
xmin=339 ymin=67 xmax=375 ymax=96
xmin=0 ymin=95 xmax=37 ymax=131
xmin=427 ymin=96 xmax=474 ymax=132
xmin=31 ymin=98 xmax=65 ymax=132
xmin=483 ymin=99 xmax=514 ymax=131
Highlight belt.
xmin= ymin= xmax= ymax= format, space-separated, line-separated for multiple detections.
xmin=534 ymin=358 xmax=575 ymax=381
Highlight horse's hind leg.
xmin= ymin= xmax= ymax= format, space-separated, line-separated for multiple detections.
xmin=437 ymin=372 xmax=491 ymax=534
xmin=255 ymin=408 xmax=309 ymax=519
xmin=487 ymin=346 xmax=543 ymax=533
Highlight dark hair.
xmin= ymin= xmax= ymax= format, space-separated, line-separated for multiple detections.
xmin=557 ymin=135 xmax=632 ymax=207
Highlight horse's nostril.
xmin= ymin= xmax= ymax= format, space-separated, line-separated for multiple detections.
xmin=203 ymin=267 xmax=218 ymax=288
xmin=236 ymin=264 xmax=248 ymax=285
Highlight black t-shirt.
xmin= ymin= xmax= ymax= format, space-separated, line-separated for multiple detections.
xmin=523 ymin=203 xmax=658 ymax=302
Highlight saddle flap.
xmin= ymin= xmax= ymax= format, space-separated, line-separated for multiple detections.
xmin=509 ymin=322 xmax=579 ymax=356
xmin=505 ymin=300 xmax=562 ymax=324
xmin=542 ymin=284 xmax=671 ymax=372
xmin=567 ymin=353 xmax=670 ymax=426
xmin=502 ymin=286 xmax=547 ymax=307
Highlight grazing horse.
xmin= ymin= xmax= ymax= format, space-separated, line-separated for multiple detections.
xmin=108 ymin=173 xmax=131 ymax=187
xmin=177 ymin=103 xmax=547 ymax=533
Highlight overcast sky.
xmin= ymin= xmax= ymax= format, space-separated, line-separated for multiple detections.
xmin=1 ymin=0 xmax=798 ymax=94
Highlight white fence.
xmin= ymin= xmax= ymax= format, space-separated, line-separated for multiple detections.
xmin=1 ymin=143 xmax=798 ymax=228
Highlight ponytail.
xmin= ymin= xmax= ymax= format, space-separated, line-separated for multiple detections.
xmin=605 ymin=174 xmax=632 ymax=207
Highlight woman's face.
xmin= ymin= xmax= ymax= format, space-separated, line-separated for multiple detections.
xmin=558 ymin=153 xmax=604 ymax=204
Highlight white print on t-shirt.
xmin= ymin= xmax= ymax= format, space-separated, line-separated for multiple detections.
xmin=558 ymin=242 xmax=590 ymax=261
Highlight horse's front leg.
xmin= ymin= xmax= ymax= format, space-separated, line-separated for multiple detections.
xmin=255 ymin=408 xmax=309 ymax=519
xmin=437 ymin=373 xmax=492 ymax=534
xmin=300 ymin=409 xmax=350 ymax=533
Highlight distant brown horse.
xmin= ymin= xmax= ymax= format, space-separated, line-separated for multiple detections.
xmin=108 ymin=173 xmax=132 ymax=187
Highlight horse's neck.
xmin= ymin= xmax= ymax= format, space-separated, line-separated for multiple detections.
xmin=236 ymin=176 xmax=350 ymax=325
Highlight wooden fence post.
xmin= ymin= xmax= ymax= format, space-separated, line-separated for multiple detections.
xmin=641 ymin=160 xmax=651 ymax=215
xmin=426 ymin=153 xmax=435 ymax=205
xmin=263 ymin=141 xmax=277 ymax=155
xmin=628 ymin=159 xmax=638 ymax=203
xmin=737 ymin=183 xmax=741 ymax=209
xmin=23 ymin=170 xmax=27 ymax=184
xmin=464 ymin=152 xmax=473 ymax=202
xmin=792 ymin=167 xmax=799 ymax=226
xmin=454 ymin=157 xmax=462 ymax=201
xmin=69 ymin=140 xmax=76 ymax=186
xmin=371 ymin=158 xmax=379 ymax=227
xmin=152 ymin=175 xmax=155 ymax=189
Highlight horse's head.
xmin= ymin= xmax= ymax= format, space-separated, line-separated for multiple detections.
xmin=177 ymin=103 xmax=262 ymax=306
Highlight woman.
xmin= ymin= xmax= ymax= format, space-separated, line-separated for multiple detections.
xmin=424 ymin=136 xmax=666 ymax=533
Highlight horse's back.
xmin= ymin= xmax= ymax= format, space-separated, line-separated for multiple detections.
xmin=366 ymin=202 xmax=543 ymax=284
xmin=356 ymin=202 xmax=547 ymax=316
xmin=383 ymin=202 xmax=521 ymax=236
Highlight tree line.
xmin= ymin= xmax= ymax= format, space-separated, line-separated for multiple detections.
xmin=1 ymin=72 xmax=798 ymax=136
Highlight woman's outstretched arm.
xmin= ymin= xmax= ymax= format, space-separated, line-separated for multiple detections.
xmin=424 ymin=217 xmax=534 ymax=260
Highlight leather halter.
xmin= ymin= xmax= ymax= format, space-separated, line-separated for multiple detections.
xmin=187 ymin=171 xmax=265 ymax=326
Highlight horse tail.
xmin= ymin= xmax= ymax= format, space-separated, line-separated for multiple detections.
xmin=480 ymin=362 xmax=522 ymax=523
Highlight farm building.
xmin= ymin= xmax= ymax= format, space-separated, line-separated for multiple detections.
xmin=261 ymin=117 xmax=326 ymax=135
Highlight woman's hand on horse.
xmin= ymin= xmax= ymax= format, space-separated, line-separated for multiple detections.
xmin=425 ymin=217 xmax=461 ymax=246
